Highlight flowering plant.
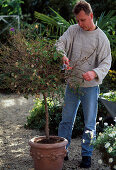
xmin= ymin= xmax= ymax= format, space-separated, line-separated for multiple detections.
xmin=94 ymin=125 xmax=116 ymax=169
xmin=0 ymin=31 xmax=64 ymax=95
xmin=0 ymin=31 xmax=66 ymax=140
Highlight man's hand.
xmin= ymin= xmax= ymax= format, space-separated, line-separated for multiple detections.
xmin=62 ymin=56 xmax=72 ymax=70
xmin=82 ymin=71 xmax=97 ymax=81
xmin=62 ymin=56 xmax=69 ymax=66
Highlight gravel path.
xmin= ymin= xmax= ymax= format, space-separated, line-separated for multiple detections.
xmin=0 ymin=93 xmax=110 ymax=170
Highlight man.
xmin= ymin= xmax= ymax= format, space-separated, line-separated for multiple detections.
xmin=56 ymin=0 xmax=112 ymax=169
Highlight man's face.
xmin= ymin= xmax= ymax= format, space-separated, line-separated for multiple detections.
xmin=75 ymin=10 xmax=93 ymax=31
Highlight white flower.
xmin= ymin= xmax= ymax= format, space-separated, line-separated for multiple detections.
xmin=85 ymin=130 xmax=94 ymax=139
xmin=109 ymin=133 xmax=114 ymax=137
xmin=114 ymin=131 xmax=116 ymax=135
xmin=90 ymin=131 xmax=94 ymax=139
xmin=101 ymin=134 xmax=104 ymax=138
xmin=85 ymin=130 xmax=90 ymax=134
xmin=96 ymin=122 xmax=99 ymax=125
xmin=98 ymin=159 xmax=102 ymax=164
xmin=104 ymin=122 xmax=108 ymax=126
xmin=82 ymin=139 xmax=85 ymax=143
xmin=109 ymin=158 xmax=113 ymax=163
xmin=99 ymin=132 xmax=104 ymax=138
xmin=99 ymin=117 xmax=102 ymax=121
xmin=105 ymin=142 xmax=110 ymax=148
xmin=113 ymin=165 xmax=116 ymax=169
xmin=108 ymin=147 xmax=113 ymax=153
xmin=99 ymin=132 xmax=102 ymax=136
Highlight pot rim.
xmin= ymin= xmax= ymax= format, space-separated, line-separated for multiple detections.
xmin=29 ymin=136 xmax=68 ymax=149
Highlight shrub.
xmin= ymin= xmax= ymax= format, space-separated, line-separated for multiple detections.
xmin=25 ymin=98 xmax=62 ymax=135
xmin=25 ymin=97 xmax=84 ymax=137
xmin=0 ymin=31 xmax=64 ymax=95
xmin=0 ymin=31 xmax=66 ymax=139
xmin=25 ymin=95 xmax=114 ymax=139
xmin=100 ymin=70 xmax=116 ymax=92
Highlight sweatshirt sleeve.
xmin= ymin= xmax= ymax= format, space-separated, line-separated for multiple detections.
xmin=55 ymin=25 xmax=75 ymax=58
xmin=93 ymin=37 xmax=112 ymax=82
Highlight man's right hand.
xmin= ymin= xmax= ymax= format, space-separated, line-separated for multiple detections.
xmin=62 ymin=56 xmax=72 ymax=70
xmin=62 ymin=56 xmax=69 ymax=66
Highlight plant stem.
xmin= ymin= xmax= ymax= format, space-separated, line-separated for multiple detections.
xmin=43 ymin=92 xmax=49 ymax=139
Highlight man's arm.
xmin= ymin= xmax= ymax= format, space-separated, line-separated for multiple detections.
xmin=93 ymin=38 xmax=112 ymax=82
xmin=83 ymin=37 xmax=111 ymax=82
xmin=55 ymin=25 xmax=76 ymax=59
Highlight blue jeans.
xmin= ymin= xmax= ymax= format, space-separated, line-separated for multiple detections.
xmin=58 ymin=85 xmax=99 ymax=156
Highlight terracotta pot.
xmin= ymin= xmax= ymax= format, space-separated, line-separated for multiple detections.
xmin=29 ymin=136 xmax=68 ymax=170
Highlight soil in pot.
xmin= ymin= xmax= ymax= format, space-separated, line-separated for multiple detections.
xmin=36 ymin=136 xmax=64 ymax=144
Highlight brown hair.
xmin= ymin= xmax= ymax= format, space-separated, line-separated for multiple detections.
xmin=73 ymin=0 xmax=93 ymax=16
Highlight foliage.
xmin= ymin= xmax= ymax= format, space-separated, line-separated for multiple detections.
xmin=25 ymin=97 xmax=84 ymax=137
xmin=25 ymin=98 xmax=62 ymax=135
xmin=34 ymin=8 xmax=74 ymax=39
xmin=111 ymin=48 xmax=116 ymax=70
xmin=100 ymin=91 xmax=116 ymax=102
xmin=0 ymin=31 xmax=63 ymax=139
xmin=21 ymin=22 xmax=48 ymax=39
xmin=100 ymin=70 xmax=116 ymax=93
xmin=21 ymin=0 xmax=115 ymax=24
xmin=0 ymin=31 xmax=65 ymax=96
xmin=95 ymin=10 xmax=116 ymax=48
xmin=0 ymin=0 xmax=24 ymax=40
xmin=94 ymin=125 xmax=116 ymax=169
xmin=25 ymin=96 xmax=115 ymax=138
xmin=21 ymin=0 xmax=77 ymax=22
xmin=96 ymin=102 xmax=107 ymax=134
xmin=87 ymin=0 xmax=116 ymax=18
xmin=0 ymin=31 xmax=77 ymax=139
xmin=0 ymin=29 xmax=89 ymax=92
xmin=0 ymin=0 xmax=24 ymax=15
xmin=34 ymin=9 xmax=116 ymax=50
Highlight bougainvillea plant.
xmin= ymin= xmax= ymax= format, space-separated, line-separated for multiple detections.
xmin=0 ymin=31 xmax=71 ymax=140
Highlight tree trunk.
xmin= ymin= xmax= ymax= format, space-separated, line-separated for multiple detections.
xmin=43 ymin=92 xmax=49 ymax=139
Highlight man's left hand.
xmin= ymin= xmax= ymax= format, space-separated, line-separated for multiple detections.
xmin=82 ymin=71 xmax=97 ymax=81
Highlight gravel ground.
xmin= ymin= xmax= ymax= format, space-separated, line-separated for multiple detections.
xmin=0 ymin=93 xmax=110 ymax=170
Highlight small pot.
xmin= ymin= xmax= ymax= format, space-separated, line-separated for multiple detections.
xmin=29 ymin=136 xmax=68 ymax=170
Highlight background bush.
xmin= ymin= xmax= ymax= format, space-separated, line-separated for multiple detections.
xmin=25 ymin=97 xmax=84 ymax=137
xmin=25 ymin=96 xmax=113 ymax=138
xmin=100 ymin=70 xmax=116 ymax=93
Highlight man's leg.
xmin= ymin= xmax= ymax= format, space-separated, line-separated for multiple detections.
xmin=79 ymin=86 xmax=99 ymax=168
xmin=58 ymin=85 xmax=80 ymax=149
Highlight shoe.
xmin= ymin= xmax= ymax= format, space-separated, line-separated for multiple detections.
xmin=64 ymin=151 xmax=69 ymax=161
xmin=79 ymin=156 xmax=91 ymax=168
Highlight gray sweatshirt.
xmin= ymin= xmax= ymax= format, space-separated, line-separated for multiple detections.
xmin=55 ymin=24 xmax=112 ymax=88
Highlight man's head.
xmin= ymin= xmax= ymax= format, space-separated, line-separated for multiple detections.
xmin=73 ymin=1 xmax=95 ymax=31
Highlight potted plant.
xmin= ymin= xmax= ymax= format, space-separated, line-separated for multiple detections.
xmin=0 ymin=31 xmax=68 ymax=170
xmin=99 ymin=91 xmax=116 ymax=118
